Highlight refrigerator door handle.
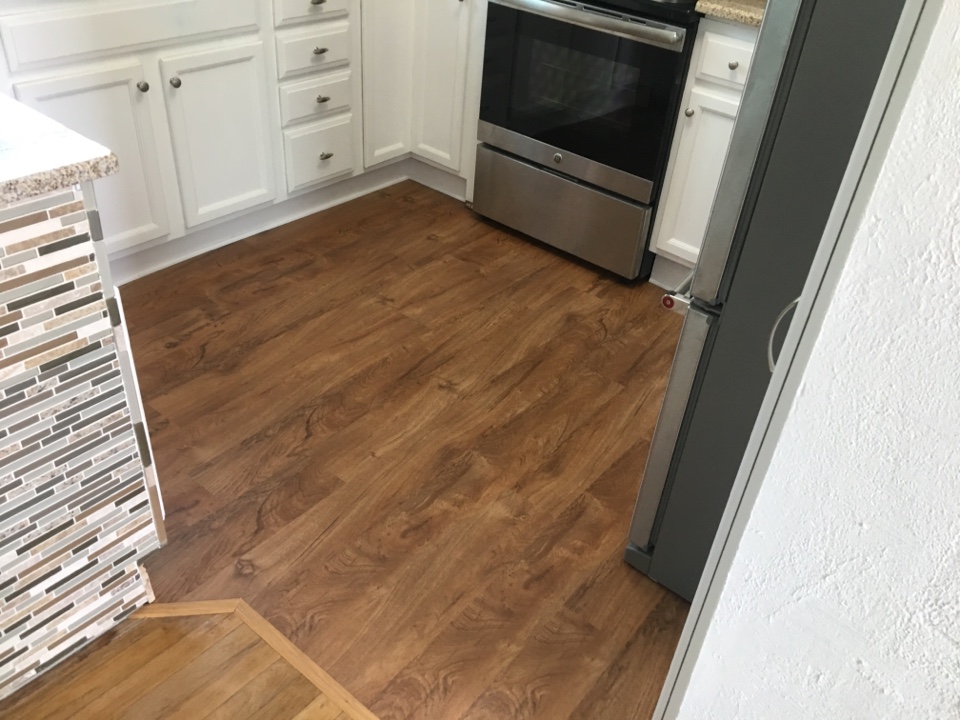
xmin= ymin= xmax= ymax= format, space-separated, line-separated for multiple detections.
xmin=628 ymin=306 xmax=715 ymax=549
xmin=661 ymin=271 xmax=695 ymax=315
xmin=767 ymin=297 xmax=801 ymax=372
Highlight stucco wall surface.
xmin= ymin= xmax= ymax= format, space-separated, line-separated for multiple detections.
xmin=677 ymin=3 xmax=960 ymax=718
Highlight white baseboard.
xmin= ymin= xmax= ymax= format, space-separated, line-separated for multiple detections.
xmin=407 ymin=158 xmax=468 ymax=201
xmin=110 ymin=158 xmax=467 ymax=286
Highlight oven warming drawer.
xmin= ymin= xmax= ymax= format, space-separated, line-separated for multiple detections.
xmin=473 ymin=145 xmax=652 ymax=279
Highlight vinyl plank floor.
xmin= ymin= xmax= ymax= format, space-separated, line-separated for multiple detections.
xmin=121 ymin=181 xmax=689 ymax=720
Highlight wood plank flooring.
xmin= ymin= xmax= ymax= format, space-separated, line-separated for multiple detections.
xmin=0 ymin=600 xmax=376 ymax=720
xmin=121 ymin=181 xmax=687 ymax=720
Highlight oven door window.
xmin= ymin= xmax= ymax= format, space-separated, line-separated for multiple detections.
xmin=481 ymin=4 xmax=683 ymax=184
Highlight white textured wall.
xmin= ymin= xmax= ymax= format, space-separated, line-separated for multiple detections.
xmin=677 ymin=4 xmax=960 ymax=719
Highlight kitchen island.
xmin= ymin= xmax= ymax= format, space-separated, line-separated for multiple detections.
xmin=0 ymin=96 xmax=163 ymax=699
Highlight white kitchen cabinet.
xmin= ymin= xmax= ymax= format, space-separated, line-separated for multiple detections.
xmin=696 ymin=30 xmax=756 ymax=89
xmin=284 ymin=113 xmax=356 ymax=191
xmin=0 ymin=0 xmax=257 ymax=72
xmin=361 ymin=0 xmax=415 ymax=168
xmin=275 ymin=1 xmax=362 ymax=195
xmin=13 ymin=62 xmax=169 ymax=252
xmin=361 ymin=0 xmax=470 ymax=172
xmin=160 ymin=42 xmax=276 ymax=228
xmin=275 ymin=0 xmax=351 ymax=28
xmin=279 ymin=71 xmax=353 ymax=127
xmin=654 ymin=87 xmax=739 ymax=265
xmin=276 ymin=21 xmax=351 ymax=80
xmin=652 ymin=19 xmax=758 ymax=266
xmin=411 ymin=0 xmax=471 ymax=171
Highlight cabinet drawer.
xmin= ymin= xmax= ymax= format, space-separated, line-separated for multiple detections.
xmin=275 ymin=0 xmax=350 ymax=27
xmin=697 ymin=32 xmax=754 ymax=88
xmin=279 ymin=71 xmax=352 ymax=126
xmin=284 ymin=114 xmax=355 ymax=191
xmin=276 ymin=22 xmax=350 ymax=79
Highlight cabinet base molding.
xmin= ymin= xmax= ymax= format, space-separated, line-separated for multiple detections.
xmin=109 ymin=158 xmax=466 ymax=286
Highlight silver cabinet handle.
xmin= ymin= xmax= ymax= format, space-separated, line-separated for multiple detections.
xmin=313 ymin=47 xmax=329 ymax=55
xmin=320 ymin=152 xmax=334 ymax=160
xmin=316 ymin=95 xmax=331 ymax=104
xmin=728 ymin=60 xmax=740 ymax=70
xmin=136 ymin=81 xmax=150 ymax=93
xmin=684 ymin=108 xmax=695 ymax=118
xmin=310 ymin=0 xmax=327 ymax=4
xmin=169 ymin=77 xmax=182 ymax=89
xmin=767 ymin=298 xmax=800 ymax=372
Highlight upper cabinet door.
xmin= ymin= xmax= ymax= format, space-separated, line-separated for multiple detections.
xmin=14 ymin=62 xmax=169 ymax=253
xmin=361 ymin=0 xmax=415 ymax=168
xmin=653 ymin=87 xmax=740 ymax=266
xmin=160 ymin=42 xmax=276 ymax=228
xmin=411 ymin=0 xmax=470 ymax=172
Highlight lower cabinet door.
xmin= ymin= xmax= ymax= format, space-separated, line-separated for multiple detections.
xmin=654 ymin=86 xmax=740 ymax=265
xmin=160 ymin=42 xmax=276 ymax=228
xmin=361 ymin=0 xmax=415 ymax=168
xmin=411 ymin=0 xmax=470 ymax=171
xmin=284 ymin=114 xmax=355 ymax=192
xmin=14 ymin=61 xmax=169 ymax=252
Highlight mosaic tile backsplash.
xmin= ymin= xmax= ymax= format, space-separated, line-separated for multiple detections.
xmin=0 ymin=187 xmax=161 ymax=699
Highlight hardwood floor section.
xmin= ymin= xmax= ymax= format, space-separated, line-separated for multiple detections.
xmin=122 ymin=181 xmax=688 ymax=720
xmin=0 ymin=601 xmax=372 ymax=720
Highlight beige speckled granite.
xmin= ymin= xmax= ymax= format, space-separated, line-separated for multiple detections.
xmin=0 ymin=94 xmax=119 ymax=208
xmin=696 ymin=0 xmax=766 ymax=26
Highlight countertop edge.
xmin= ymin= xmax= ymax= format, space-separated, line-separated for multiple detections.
xmin=695 ymin=0 xmax=765 ymax=27
xmin=0 ymin=152 xmax=119 ymax=208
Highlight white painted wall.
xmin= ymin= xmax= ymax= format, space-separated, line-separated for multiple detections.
xmin=676 ymin=4 xmax=960 ymax=718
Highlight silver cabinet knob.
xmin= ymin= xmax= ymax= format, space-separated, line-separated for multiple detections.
xmin=320 ymin=152 xmax=334 ymax=160
xmin=728 ymin=60 xmax=740 ymax=70
xmin=313 ymin=47 xmax=329 ymax=55
xmin=316 ymin=95 xmax=331 ymax=104
xmin=553 ymin=153 xmax=563 ymax=164
xmin=310 ymin=0 xmax=327 ymax=4
xmin=684 ymin=108 xmax=695 ymax=117
xmin=136 ymin=81 xmax=150 ymax=93
xmin=170 ymin=77 xmax=182 ymax=89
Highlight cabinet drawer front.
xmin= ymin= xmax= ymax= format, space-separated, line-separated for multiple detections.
xmin=284 ymin=114 xmax=355 ymax=191
xmin=276 ymin=22 xmax=350 ymax=79
xmin=279 ymin=71 xmax=352 ymax=126
xmin=697 ymin=32 xmax=754 ymax=88
xmin=275 ymin=0 xmax=350 ymax=27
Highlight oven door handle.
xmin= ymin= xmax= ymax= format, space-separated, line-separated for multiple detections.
xmin=490 ymin=0 xmax=687 ymax=52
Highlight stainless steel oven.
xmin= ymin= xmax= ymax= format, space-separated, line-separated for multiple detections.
xmin=473 ymin=0 xmax=698 ymax=279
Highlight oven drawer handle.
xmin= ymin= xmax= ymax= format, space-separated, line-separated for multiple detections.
xmin=490 ymin=0 xmax=686 ymax=52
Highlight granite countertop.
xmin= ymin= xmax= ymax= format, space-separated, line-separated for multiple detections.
xmin=0 ymin=94 xmax=119 ymax=207
xmin=696 ymin=0 xmax=766 ymax=26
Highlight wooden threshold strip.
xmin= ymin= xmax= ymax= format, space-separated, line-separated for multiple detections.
xmin=132 ymin=599 xmax=240 ymax=617
xmin=132 ymin=599 xmax=378 ymax=720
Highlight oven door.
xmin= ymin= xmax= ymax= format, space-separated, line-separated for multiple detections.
xmin=480 ymin=0 xmax=689 ymax=204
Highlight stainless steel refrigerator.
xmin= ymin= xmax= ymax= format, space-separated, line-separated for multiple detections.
xmin=625 ymin=0 xmax=908 ymax=601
